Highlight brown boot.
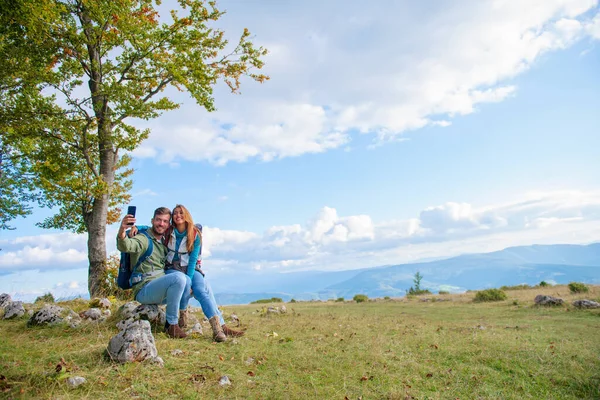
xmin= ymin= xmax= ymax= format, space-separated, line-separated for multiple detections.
xmin=222 ymin=324 xmax=245 ymax=337
xmin=209 ymin=316 xmax=226 ymax=342
xmin=165 ymin=322 xmax=187 ymax=339
xmin=178 ymin=309 xmax=187 ymax=329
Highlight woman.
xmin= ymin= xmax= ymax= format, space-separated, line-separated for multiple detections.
xmin=161 ymin=204 xmax=244 ymax=342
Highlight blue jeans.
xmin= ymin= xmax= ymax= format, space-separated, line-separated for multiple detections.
xmin=135 ymin=272 xmax=191 ymax=325
xmin=166 ymin=269 xmax=224 ymax=325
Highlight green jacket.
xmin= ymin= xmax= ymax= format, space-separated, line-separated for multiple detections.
xmin=116 ymin=229 xmax=167 ymax=298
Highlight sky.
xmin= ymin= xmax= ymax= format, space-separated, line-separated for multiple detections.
xmin=1 ymin=0 xmax=600 ymax=301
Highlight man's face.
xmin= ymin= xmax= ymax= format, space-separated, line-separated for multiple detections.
xmin=151 ymin=213 xmax=171 ymax=235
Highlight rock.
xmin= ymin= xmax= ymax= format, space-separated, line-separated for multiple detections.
xmin=28 ymin=304 xmax=65 ymax=326
xmin=98 ymin=298 xmax=112 ymax=309
xmin=186 ymin=322 xmax=203 ymax=336
xmin=219 ymin=375 xmax=231 ymax=386
xmin=27 ymin=309 xmax=34 ymax=316
xmin=171 ymin=349 xmax=184 ymax=356
xmin=66 ymin=376 xmax=86 ymax=388
xmin=117 ymin=301 xmax=140 ymax=320
xmin=149 ymin=356 xmax=164 ymax=368
xmin=81 ymin=308 xmax=103 ymax=321
xmin=280 ymin=305 xmax=287 ymax=313
xmin=3 ymin=301 xmax=25 ymax=319
xmin=107 ymin=320 xmax=158 ymax=364
xmin=267 ymin=307 xmax=279 ymax=314
xmin=230 ymin=313 xmax=239 ymax=323
xmin=133 ymin=304 xmax=166 ymax=326
xmin=66 ymin=310 xmax=82 ymax=328
xmin=534 ymin=295 xmax=564 ymax=306
xmin=0 ymin=293 xmax=11 ymax=308
xmin=116 ymin=318 xmax=136 ymax=331
xmin=572 ymin=299 xmax=600 ymax=309
xmin=103 ymin=309 xmax=112 ymax=317
xmin=245 ymin=357 xmax=255 ymax=366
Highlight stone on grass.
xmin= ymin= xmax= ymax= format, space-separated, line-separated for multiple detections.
xmin=534 ymin=295 xmax=564 ymax=306
xmin=148 ymin=356 xmax=164 ymax=368
xmin=267 ymin=307 xmax=279 ymax=314
xmin=280 ymin=305 xmax=287 ymax=313
xmin=81 ymin=308 xmax=103 ymax=321
xmin=0 ymin=293 xmax=11 ymax=308
xmin=186 ymin=322 xmax=203 ymax=336
xmin=98 ymin=298 xmax=111 ymax=309
xmin=66 ymin=376 xmax=86 ymax=388
xmin=572 ymin=299 xmax=600 ymax=309
xmin=107 ymin=320 xmax=158 ymax=364
xmin=65 ymin=310 xmax=82 ymax=328
xmin=28 ymin=304 xmax=65 ymax=326
xmin=171 ymin=349 xmax=184 ymax=356
xmin=103 ymin=309 xmax=111 ymax=317
xmin=3 ymin=301 xmax=25 ymax=319
xmin=219 ymin=375 xmax=231 ymax=386
xmin=116 ymin=318 xmax=135 ymax=331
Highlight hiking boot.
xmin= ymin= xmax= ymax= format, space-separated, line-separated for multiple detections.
xmin=165 ymin=322 xmax=187 ymax=339
xmin=178 ymin=309 xmax=188 ymax=329
xmin=222 ymin=324 xmax=245 ymax=337
xmin=209 ymin=316 xmax=226 ymax=342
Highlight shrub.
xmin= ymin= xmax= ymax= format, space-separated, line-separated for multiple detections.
xmin=34 ymin=292 xmax=55 ymax=303
xmin=568 ymin=282 xmax=589 ymax=294
xmin=289 ymin=298 xmax=297 ymax=303
xmin=407 ymin=288 xmax=432 ymax=296
xmin=353 ymin=294 xmax=368 ymax=303
xmin=335 ymin=297 xmax=344 ymax=302
xmin=99 ymin=254 xmax=132 ymax=300
xmin=251 ymin=297 xmax=284 ymax=304
xmin=500 ymin=284 xmax=531 ymax=291
xmin=474 ymin=289 xmax=507 ymax=302
xmin=438 ymin=290 xmax=449 ymax=295
xmin=539 ymin=281 xmax=549 ymax=287
xmin=383 ymin=296 xmax=390 ymax=300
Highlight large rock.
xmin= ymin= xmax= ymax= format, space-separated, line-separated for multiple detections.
xmin=0 ymin=293 xmax=11 ymax=308
xmin=107 ymin=320 xmax=159 ymax=363
xmin=117 ymin=301 xmax=140 ymax=320
xmin=534 ymin=295 xmax=564 ymax=306
xmin=28 ymin=304 xmax=65 ymax=326
xmin=3 ymin=301 xmax=25 ymax=319
xmin=134 ymin=304 xmax=166 ymax=326
xmin=572 ymin=299 xmax=600 ymax=309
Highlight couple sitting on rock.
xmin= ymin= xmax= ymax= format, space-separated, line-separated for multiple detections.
xmin=117 ymin=205 xmax=243 ymax=340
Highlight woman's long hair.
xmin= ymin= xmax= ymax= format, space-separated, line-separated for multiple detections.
xmin=172 ymin=204 xmax=201 ymax=253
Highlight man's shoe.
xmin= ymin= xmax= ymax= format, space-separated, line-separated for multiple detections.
xmin=178 ymin=309 xmax=188 ymax=329
xmin=165 ymin=323 xmax=187 ymax=339
xmin=209 ymin=316 xmax=227 ymax=342
xmin=222 ymin=324 xmax=245 ymax=337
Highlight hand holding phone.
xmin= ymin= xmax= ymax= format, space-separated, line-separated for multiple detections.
xmin=126 ymin=206 xmax=136 ymax=226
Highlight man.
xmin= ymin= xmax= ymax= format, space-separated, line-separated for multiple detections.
xmin=117 ymin=207 xmax=190 ymax=339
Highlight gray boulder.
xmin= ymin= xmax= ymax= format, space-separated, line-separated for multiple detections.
xmin=134 ymin=304 xmax=166 ymax=326
xmin=81 ymin=308 xmax=103 ymax=321
xmin=65 ymin=310 xmax=82 ymax=328
xmin=0 ymin=293 xmax=11 ymax=308
xmin=572 ymin=299 xmax=600 ymax=309
xmin=28 ymin=304 xmax=65 ymax=326
xmin=4 ymin=301 xmax=25 ymax=319
xmin=107 ymin=320 xmax=158 ymax=363
xmin=66 ymin=376 xmax=86 ymax=388
xmin=117 ymin=301 xmax=140 ymax=320
xmin=98 ymin=298 xmax=111 ymax=309
xmin=186 ymin=322 xmax=203 ymax=336
xmin=534 ymin=295 xmax=564 ymax=306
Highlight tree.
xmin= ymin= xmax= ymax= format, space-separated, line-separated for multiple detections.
xmin=407 ymin=271 xmax=431 ymax=296
xmin=1 ymin=0 xmax=268 ymax=296
xmin=413 ymin=271 xmax=423 ymax=292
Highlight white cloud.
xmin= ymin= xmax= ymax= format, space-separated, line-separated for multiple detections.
xmin=3 ymin=190 xmax=599 ymax=279
xmin=129 ymin=0 xmax=600 ymax=164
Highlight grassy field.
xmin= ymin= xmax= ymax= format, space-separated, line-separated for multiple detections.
xmin=1 ymin=285 xmax=599 ymax=399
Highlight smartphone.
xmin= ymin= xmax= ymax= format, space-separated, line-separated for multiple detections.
xmin=126 ymin=206 xmax=136 ymax=225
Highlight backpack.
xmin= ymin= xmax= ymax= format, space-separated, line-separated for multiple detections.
xmin=117 ymin=230 xmax=154 ymax=290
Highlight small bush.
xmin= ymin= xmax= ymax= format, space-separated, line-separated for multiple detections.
xmin=34 ymin=292 xmax=55 ymax=303
xmin=474 ymin=289 xmax=507 ymax=303
xmin=568 ymin=282 xmax=589 ymax=294
xmin=335 ymin=297 xmax=344 ymax=302
xmin=251 ymin=297 xmax=284 ymax=304
xmin=353 ymin=294 xmax=368 ymax=303
xmin=500 ymin=284 xmax=531 ymax=291
xmin=539 ymin=281 xmax=549 ymax=287
xmin=438 ymin=290 xmax=449 ymax=295
xmin=289 ymin=298 xmax=297 ymax=303
xmin=383 ymin=296 xmax=390 ymax=300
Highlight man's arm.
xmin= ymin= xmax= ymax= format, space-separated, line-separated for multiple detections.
xmin=116 ymin=214 xmax=146 ymax=253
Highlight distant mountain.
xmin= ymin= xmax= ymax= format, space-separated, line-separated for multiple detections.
xmin=213 ymin=243 xmax=600 ymax=305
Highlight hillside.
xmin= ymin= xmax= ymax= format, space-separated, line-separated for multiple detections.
xmin=210 ymin=243 xmax=600 ymax=304
xmin=1 ymin=285 xmax=599 ymax=399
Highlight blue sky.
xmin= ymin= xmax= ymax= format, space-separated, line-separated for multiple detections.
xmin=1 ymin=0 xmax=600 ymax=301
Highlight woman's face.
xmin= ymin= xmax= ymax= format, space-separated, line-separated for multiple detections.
xmin=173 ymin=207 xmax=185 ymax=226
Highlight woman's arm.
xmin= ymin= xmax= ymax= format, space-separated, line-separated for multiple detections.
xmin=186 ymin=234 xmax=201 ymax=279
